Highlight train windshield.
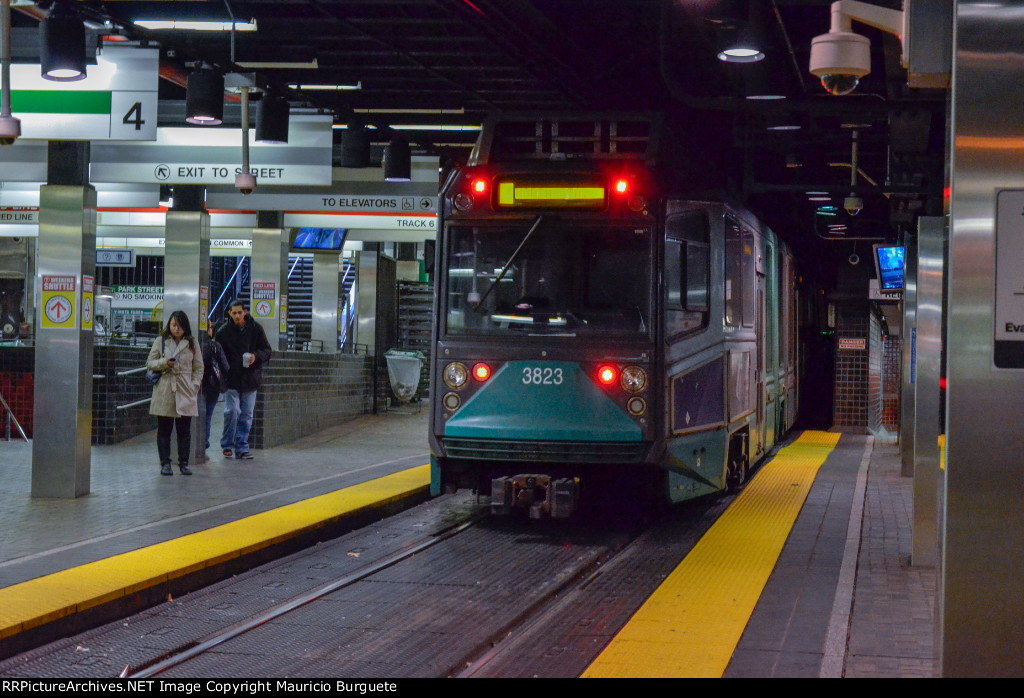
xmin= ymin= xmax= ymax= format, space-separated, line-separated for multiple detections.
xmin=444 ymin=220 xmax=652 ymax=338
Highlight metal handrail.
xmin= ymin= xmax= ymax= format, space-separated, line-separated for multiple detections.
xmin=0 ymin=390 xmax=28 ymax=441
xmin=117 ymin=366 xmax=149 ymax=377
xmin=115 ymin=397 xmax=152 ymax=411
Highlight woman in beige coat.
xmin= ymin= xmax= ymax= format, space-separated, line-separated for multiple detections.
xmin=148 ymin=310 xmax=204 ymax=476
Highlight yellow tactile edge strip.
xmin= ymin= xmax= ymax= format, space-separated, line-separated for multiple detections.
xmin=582 ymin=431 xmax=841 ymax=678
xmin=0 ymin=464 xmax=430 ymax=640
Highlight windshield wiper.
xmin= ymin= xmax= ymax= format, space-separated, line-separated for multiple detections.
xmin=473 ymin=215 xmax=543 ymax=314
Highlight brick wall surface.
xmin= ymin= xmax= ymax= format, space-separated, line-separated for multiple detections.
xmin=832 ymin=306 xmax=870 ymax=429
xmin=251 ymin=351 xmax=373 ymax=449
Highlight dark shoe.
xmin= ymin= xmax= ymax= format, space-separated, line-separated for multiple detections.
xmin=237 ymin=451 xmax=254 ymax=460
xmin=222 ymin=449 xmax=233 ymax=457
xmin=161 ymin=463 xmax=173 ymax=476
xmin=179 ymin=463 xmax=192 ymax=475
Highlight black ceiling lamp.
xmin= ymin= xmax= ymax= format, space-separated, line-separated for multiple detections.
xmin=40 ymin=1 xmax=86 ymax=82
xmin=341 ymin=120 xmax=371 ymax=168
xmin=383 ymin=136 xmax=411 ymax=182
xmin=185 ymin=66 xmax=224 ymax=125
xmin=255 ymin=90 xmax=289 ymax=144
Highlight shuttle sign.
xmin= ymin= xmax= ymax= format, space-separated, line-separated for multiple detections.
xmin=41 ymin=276 xmax=76 ymax=329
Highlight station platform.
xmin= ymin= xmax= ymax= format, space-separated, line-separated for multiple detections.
xmin=0 ymin=410 xmax=937 ymax=677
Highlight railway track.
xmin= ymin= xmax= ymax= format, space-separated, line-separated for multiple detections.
xmin=0 ymin=484 xmax=735 ymax=679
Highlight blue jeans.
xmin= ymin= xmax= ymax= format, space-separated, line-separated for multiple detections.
xmin=221 ymin=389 xmax=256 ymax=454
xmin=203 ymin=391 xmax=219 ymax=450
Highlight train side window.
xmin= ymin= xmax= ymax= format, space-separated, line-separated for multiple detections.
xmin=725 ymin=220 xmax=742 ymax=328
xmin=665 ymin=210 xmax=709 ymax=336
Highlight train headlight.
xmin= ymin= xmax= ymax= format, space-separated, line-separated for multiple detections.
xmin=453 ymin=193 xmax=474 ymax=211
xmin=443 ymin=362 xmax=469 ymax=389
xmin=620 ymin=366 xmax=647 ymax=393
xmin=627 ymin=397 xmax=647 ymax=416
xmin=443 ymin=392 xmax=462 ymax=410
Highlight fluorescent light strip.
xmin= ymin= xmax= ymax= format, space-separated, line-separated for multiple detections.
xmin=237 ymin=59 xmax=318 ymax=69
xmin=355 ymin=108 xmax=465 ymax=115
xmin=389 ymin=124 xmax=480 ymax=131
xmin=135 ymin=20 xmax=257 ymax=31
xmin=289 ymin=82 xmax=362 ymax=91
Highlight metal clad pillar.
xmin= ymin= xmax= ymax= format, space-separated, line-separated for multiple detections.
xmin=900 ymin=235 xmax=918 ymax=476
xmin=357 ymin=245 xmax=377 ymax=354
xmin=32 ymin=142 xmax=95 ymax=498
xmin=912 ymin=216 xmax=943 ymax=568
xmin=311 ymin=253 xmax=339 ymax=353
xmin=163 ymin=187 xmax=210 ymax=464
xmin=944 ymin=2 xmax=1024 ymax=676
xmin=251 ymin=211 xmax=287 ymax=350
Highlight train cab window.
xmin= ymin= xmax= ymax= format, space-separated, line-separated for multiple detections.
xmin=443 ymin=222 xmax=652 ymax=339
xmin=725 ymin=219 xmax=754 ymax=329
xmin=665 ymin=210 xmax=710 ymax=337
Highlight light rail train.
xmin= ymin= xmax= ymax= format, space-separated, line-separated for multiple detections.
xmin=428 ymin=114 xmax=798 ymax=517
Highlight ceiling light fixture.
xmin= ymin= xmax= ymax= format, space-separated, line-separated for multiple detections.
xmin=382 ymin=136 xmax=411 ymax=182
xmin=809 ymin=0 xmax=904 ymax=96
xmin=40 ymin=1 xmax=86 ymax=82
xmin=388 ymin=124 xmax=480 ymax=131
xmin=288 ymin=82 xmax=362 ymax=91
xmin=185 ymin=66 xmax=224 ymax=125
xmin=0 ymin=0 xmax=20 ymax=145
xmin=341 ymin=120 xmax=371 ymax=168
xmin=255 ymin=90 xmax=289 ymax=144
xmin=717 ymin=2 xmax=765 ymax=63
xmin=134 ymin=20 xmax=257 ymax=32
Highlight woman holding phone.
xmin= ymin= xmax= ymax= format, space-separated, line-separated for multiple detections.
xmin=147 ymin=310 xmax=204 ymax=476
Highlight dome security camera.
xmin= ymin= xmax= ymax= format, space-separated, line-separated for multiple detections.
xmin=809 ymin=29 xmax=870 ymax=96
xmin=844 ymin=195 xmax=864 ymax=216
xmin=0 ymin=115 xmax=21 ymax=146
xmin=235 ymin=172 xmax=257 ymax=196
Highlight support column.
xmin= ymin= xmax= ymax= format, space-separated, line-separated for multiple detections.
xmin=32 ymin=142 xmax=95 ymax=498
xmin=943 ymin=3 xmax=1024 ymax=676
xmin=912 ymin=217 xmax=942 ymax=568
xmin=900 ymin=234 xmax=918 ymax=476
xmin=163 ymin=186 xmax=210 ymax=465
xmin=250 ymin=211 xmax=287 ymax=351
xmin=311 ymin=252 xmax=339 ymax=353
xmin=356 ymin=245 xmax=377 ymax=355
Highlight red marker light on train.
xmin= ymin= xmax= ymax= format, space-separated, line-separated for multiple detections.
xmin=472 ymin=363 xmax=491 ymax=381
xmin=597 ymin=365 xmax=617 ymax=385
xmin=472 ymin=178 xmax=488 ymax=194
xmin=614 ymin=178 xmax=629 ymax=194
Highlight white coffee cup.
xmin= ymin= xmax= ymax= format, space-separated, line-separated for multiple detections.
xmin=242 ymin=352 xmax=254 ymax=368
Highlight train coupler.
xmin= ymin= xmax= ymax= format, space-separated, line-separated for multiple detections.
xmin=490 ymin=474 xmax=580 ymax=519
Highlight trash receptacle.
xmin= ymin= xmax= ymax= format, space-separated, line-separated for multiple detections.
xmin=384 ymin=349 xmax=424 ymax=404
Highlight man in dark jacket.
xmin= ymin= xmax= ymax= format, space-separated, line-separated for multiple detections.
xmin=215 ymin=298 xmax=272 ymax=460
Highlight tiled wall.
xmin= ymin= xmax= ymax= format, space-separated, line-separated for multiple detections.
xmin=867 ymin=312 xmax=882 ymax=433
xmin=881 ymin=333 xmax=901 ymax=429
xmin=832 ymin=305 xmax=871 ymax=430
xmin=251 ymin=351 xmax=373 ymax=449
xmin=0 ymin=347 xmax=33 ymax=438
xmin=3 ymin=346 xmax=374 ymax=447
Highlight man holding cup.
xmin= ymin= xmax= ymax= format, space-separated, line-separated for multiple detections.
xmin=215 ymin=298 xmax=273 ymax=460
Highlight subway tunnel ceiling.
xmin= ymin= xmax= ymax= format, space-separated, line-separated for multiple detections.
xmin=10 ymin=1 xmax=945 ymax=283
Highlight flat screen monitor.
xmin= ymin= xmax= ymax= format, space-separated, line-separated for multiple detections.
xmin=873 ymin=244 xmax=906 ymax=292
xmin=291 ymin=228 xmax=347 ymax=251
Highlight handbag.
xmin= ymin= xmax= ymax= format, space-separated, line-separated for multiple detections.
xmin=146 ymin=338 xmax=165 ymax=385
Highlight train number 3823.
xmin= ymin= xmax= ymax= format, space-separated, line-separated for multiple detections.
xmin=522 ymin=367 xmax=564 ymax=385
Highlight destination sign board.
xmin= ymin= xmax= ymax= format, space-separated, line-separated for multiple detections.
xmin=10 ymin=46 xmax=158 ymax=141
